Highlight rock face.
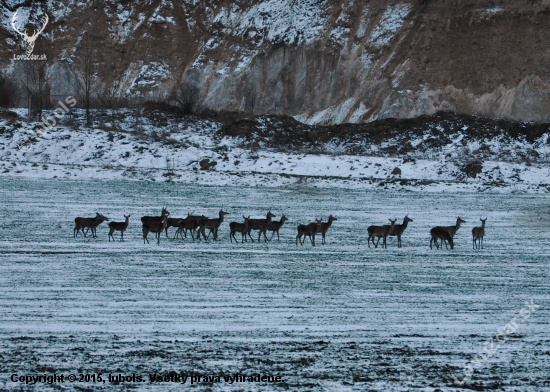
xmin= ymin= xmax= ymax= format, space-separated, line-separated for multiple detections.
xmin=2 ymin=0 xmax=550 ymax=124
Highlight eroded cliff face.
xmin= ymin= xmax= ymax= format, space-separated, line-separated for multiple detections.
xmin=2 ymin=0 xmax=550 ymax=124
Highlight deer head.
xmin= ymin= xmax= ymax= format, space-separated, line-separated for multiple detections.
xmin=11 ymin=11 xmax=49 ymax=55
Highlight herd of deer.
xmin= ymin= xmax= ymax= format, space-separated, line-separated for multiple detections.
xmin=72 ymin=210 xmax=488 ymax=249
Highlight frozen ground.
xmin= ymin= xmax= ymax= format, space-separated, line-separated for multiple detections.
xmin=0 ymin=177 xmax=549 ymax=391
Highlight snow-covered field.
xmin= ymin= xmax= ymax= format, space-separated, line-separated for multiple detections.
xmin=2 ymin=108 xmax=550 ymax=193
xmin=0 ymin=177 xmax=548 ymax=391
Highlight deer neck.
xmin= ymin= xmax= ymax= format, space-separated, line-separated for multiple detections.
xmin=455 ymin=220 xmax=463 ymax=231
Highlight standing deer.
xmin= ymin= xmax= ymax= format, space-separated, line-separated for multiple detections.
xmin=197 ymin=209 xmax=229 ymax=241
xmin=246 ymin=211 xmax=276 ymax=242
xmin=165 ymin=217 xmax=185 ymax=238
xmin=296 ymin=220 xmax=321 ymax=246
xmin=108 ymin=215 xmax=130 ymax=242
xmin=388 ymin=215 xmax=413 ymax=248
xmin=142 ymin=208 xmax=170 ymax=245
xmin=74 ymin=213 xmax=109 ymax=238
xmin=430 ymin=227 xmax=454 ymax=250
xmin=317 ymin=215 xmax=337 ymax=245
xmin=229 ymin=216 xmax=250 ymax=243
xmin=367 ymin=219 xmax=397 ymax=249
xmin=472 ymin=218 xmax=487 ymax=249
xmin=266 ymin=215 xmax=288 ymax=241
xmin=432 ymin=217 xmax=466 ymax=248
xmin=174 ymin=215 xmax=206 ymax=240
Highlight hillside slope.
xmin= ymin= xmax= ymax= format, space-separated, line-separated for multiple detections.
xmin=2 ymin=0 xmax=550 ymax=124
xmin=1 ymin=108 xmax=549 ymax=193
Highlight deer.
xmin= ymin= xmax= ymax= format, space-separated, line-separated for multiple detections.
xmin=141 ymin=207 xmax=169 ymax=227
xmin=316 ymin=215 xmax=337 ymax=245
xmin=108 ymin=215 xmax=130 ymax=242
xmin=165 ymin=217 xmax=185 ymax=238
xmin=296 ymin=220 xmax=321 ymax=246
xmin=472 ymin=218 xmax=487 ymax=249
xmin=388 ymin=215 xmax=413 ymax=248
xmin=174 ymin=215 xmax=206 ymax=240
xmin=367 ymin=219 xmax=397 ymax=249
xmin=229 ymin=216 xmax=251 ymax=243
xmin=197 ymin=209 xmax=229 ymax=241
xmin=432 ymin=217 xmax=466 ymax=248
xmin=430 ymin=227 xmax=454 ymax=250
xmin=11 ymin=11 xmax=49 ymax=55
xmin=141 ymin=208 xmax=170 ymax=245
xmin=246 ymin=211 xmax=276 ymax=242
xmin=266 ymin=215 xmax=288 ymax=241
xmin=142 ymin=211 xmax=169 ymax=245
xmin=74 ymin=213 xmax=109 ymax=238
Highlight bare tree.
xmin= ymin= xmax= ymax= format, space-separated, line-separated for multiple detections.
xmin=0 ymin=72 xmax=20 ymax=107
xmin=21 ymin=56 xmax=51 ymax=120
xmin=174 ymin=81 xmax=199 ymax=115
xmin=65 ymin=34 xmax=101 ymax=126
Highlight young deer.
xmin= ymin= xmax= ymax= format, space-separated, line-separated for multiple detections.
xmin=367 ymin=219 xmax=397 ymax=249
xmin=197 ymin=209 xmax=229 ymax=241
xmin=74 ymin=213 xmax=109 ymax=238
xmin=174 ymin=215 xmax=206 ymax=240
xmin=296 ymin=220 xmax=321 ymax=246
xmin=108 ymin=215 xmax=130 ymax=242
xmin=266 ymin=215 xmax=288 ymax=241
xmin=165 ymin=217 xmax=184 ymax=238
xmin=472 ymin=218 xmax=487 ymax=249
xmin=247 ymin=211 xmax=276 ymax=242
xmin=388 ymin=215 xmax=413 ymax=248
xmin=430 ymin=227 xmax=454 ymax=250
xmin=432 ymin=217 xmax=465 ymax=248
xmin=142 ymin=208 xmax=170 ymax=245
xmin=229 ymin=216 xmax=250 ymax=243
xmin=317 ymin=215 xmax=337 ymax=245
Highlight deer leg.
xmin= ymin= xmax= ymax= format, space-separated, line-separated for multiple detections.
xmin=374 ymin=236 xmax=381 ymax=248
xmin=121 ymin=231 xmax=124 ymax=241
xmin=311 ymin=234 xmax=315 ymax=246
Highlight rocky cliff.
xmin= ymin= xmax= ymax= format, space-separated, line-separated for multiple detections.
xmin=2 ymin=0 xmax=550 ymax=124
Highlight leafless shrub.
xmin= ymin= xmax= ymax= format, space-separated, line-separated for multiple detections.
xmin=174 ymin=81 xmax=199 ymax=115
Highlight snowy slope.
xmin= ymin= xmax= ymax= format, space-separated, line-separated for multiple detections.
xmin=1 ymin=109 xmax=549 ymax=193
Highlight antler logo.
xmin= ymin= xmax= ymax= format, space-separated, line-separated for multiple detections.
xmin=11 ymin=10 xmax=48 ymax=55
